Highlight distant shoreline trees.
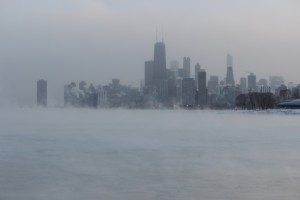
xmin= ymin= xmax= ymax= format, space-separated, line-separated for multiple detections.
xmin=235 ymin=92 xmax=275 ymax=110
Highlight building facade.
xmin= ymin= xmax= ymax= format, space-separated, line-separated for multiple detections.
xmin=248 ymin=73 xmax=257 ymax=91
xmin=153 ymin=42 xmax=167 ymax=82
xmin=182 ymin=78 xmax=196 ymax=107
xmin=240 ymin=77 xmax=247 ymax=92
xmin=144 ymin=60 xmax=154 ymax=87
xmin=226 ymin=54 xmax=235 ymax=85
xmin=195 ymin=63 xmax=201 ymax=90
xmin=198 ymin=70 xmax=207 ymax=108
xmin=37 ymin=79 xmax=47 ymax=107
xmin=207 ymin=76 xmax=219 ymax=94
xmin=183 ymin=57 xmax=191 ymax=78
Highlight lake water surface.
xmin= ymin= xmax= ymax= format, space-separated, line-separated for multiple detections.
xmin=1 ymin=108 xmax=300 ymax=200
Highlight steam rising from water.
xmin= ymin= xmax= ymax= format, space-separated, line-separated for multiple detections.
xmin=1 ymin=108 xmax=300 ymax=199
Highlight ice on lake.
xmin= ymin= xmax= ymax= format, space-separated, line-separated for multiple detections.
xmin=1 ymin=108 xmax=300 ymax=200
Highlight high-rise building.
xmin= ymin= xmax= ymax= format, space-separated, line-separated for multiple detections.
xmin=153 ymin=42 xmax=167 ymax=82
xmin=207 ymin=76 xmax=219 ymax=94
xmin=144 ymin=60 xmax=154 ymax=87
xmin=170 ymin=60 xmax=179 ymax=77
xmin=248 ymin=73 xmax=257 ymax=91
xmin=194 ymin=63 xmax=201 ymax=90
xmin=240 ymin=77 xmax=247 ymax=92
xmin=226 ymin=54 xmax=235 ymax=85
xmin=183 ymin=57 xmax=191 ymax=78
xmin=227 ymin=53 xmax=233 ymax=67
xmin=153 ymin=42 xmax=168 ymax=101
xmin=198 ymin=70 xmax=207 ymax=108
xmin=157 ymin=80 xmax=169 ymax=101
xmin=37 ymin=79 xmax=47 ymax=107
xmin=168 ymin=76 xmax=177 ymax=98
xmin=181 ymin=78 xmax=196 ymax=107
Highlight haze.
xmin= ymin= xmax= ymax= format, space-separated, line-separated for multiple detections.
xmin=1 ymin=0 xmax=300 ymax=106
xmin=2 ymin=109 xmax=300 ymax=199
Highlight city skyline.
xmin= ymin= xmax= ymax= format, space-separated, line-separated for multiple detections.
xmin=1 ymin=0 xmax=300 ymax=106
xmin=49 ymin=40 xmax=293 ymax=109
xmin=2 ymin=2 xmax=300 ymax=200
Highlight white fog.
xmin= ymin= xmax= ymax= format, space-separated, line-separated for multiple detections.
xmin=1 ymin=0 xmax=300 ymax=199
xmin=1 ymin=109 xmax=300 ymax=200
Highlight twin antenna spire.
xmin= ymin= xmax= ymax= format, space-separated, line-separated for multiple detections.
xmin=156 ymin=25 xmax=164 ymax=42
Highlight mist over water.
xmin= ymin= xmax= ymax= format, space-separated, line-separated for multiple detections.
xmin=1 ymin=109 xmax=300 ymax=200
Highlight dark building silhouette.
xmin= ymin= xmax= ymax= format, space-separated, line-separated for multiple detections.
xmin=195 ymin=63 xmax=201 ymax=90
xmin=145 ymin=60 xmax=154 ymax=87
xmin=153 ymin=41 xmax=168 ymax=101
xmin=170 ymin=60 xmax=179 ymax=77
xmin=153 ymin=42 xmax=167 ymax=82
xmin=198 ymin=70 xmax=207 ymax=108
xmin=248 ymin=73 xmax=257 ymax=91
xmin=167 ymin=69 xmax=177 ymax=99
xmin=226 ymin=54 xmax=235 ymax=85
xmin=207 ymin=76 xmax=219 ymax=94
xmin=182 ymin=78 xmax=196 ymax=107
xmin=37 ymin=79 xmax=47 ymax=107
xmin=157 ymin=80 xmax=169 ymax=101
xmin=183 ymin=57 xmax=191 ymax=78
xmin=240 ymin=77 xmax=247 ymax=92
xmin=178 ymin=68 xmax=184 ymax=78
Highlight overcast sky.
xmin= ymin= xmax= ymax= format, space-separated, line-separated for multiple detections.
xmin=1 ymin=0 xmax=300 ymax=106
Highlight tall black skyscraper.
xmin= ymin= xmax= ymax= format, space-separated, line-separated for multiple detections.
xmin=153 ymin=42 xmax=167 ymax=82
xmin=207 ymin=76 xmax=219 ymax=94
xmin=183 ymin=57 xmax=190 ymax=78
xmin=240 ymin=77 xmax=247 ymax=92
xmin=198 ymin=70 xmax=207 ymax=108
xmin=153 ymin=41 xmax=168 ymax=101
xmin=226 ymin=54 xmax=235 ymax=85
xmin=37 ymin=79 xmax=47 ymax=107
xmin=248 ymin=73 xmax=257 ymax=91
xmin=144 ymin=60 xmax=154 ymax=87
xmin=182 ymin=78 xmax=196 ymax=107
xmin=195 ymin=63 xmax=201 ymax=90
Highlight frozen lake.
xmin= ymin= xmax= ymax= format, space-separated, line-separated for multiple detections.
xmin=1 ymin=108 xmax=300 ymax=200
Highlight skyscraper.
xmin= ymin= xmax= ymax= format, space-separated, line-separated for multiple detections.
xmin=183 ymin=57 xmax=190 ymax=78
xmin=153 ymin=42 xmax=167 ymax=82
xmin=195 ymin=63 xmax=201 ymax=90
xmin=170 ymin=60 xmax=179 ymax=77
xmin=144 ymin=60 xmax=154 ymax=87
xmin=226 ymin=54 xmax=235 ymax=85
xmin=198 ymin=70 xmax=207 ymax=108
xmin=182 ymin=78 xmax=196 ymax=107
xmin=37 ymin=79 xmax=47 ymax=107
xmin=248 ymin=73 xmax=257 ymax=91
xmin=153 ymin=41 xmax=168 ymax=101
xmin=240 ymin=77 xmax=247 ymax=92
xmin=207 ymin=76 xmax=219 ymax=94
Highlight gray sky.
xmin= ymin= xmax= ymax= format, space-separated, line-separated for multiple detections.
xmin=1 ymin=0 xmax=300 ymax=106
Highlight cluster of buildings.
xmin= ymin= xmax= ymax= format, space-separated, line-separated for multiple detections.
xmin=142 ymin=40 xmax=293 ymax=109
xmin=63 ymin=79 xmax=142 ymax=108
xmin=36 ymin=40 xmax=300 ymax=109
